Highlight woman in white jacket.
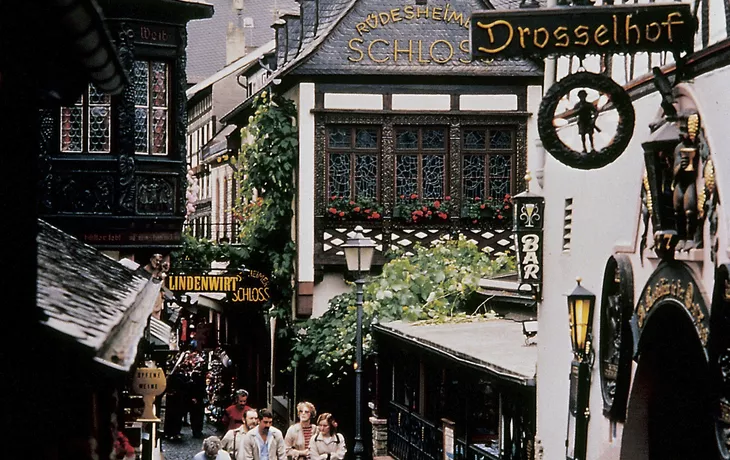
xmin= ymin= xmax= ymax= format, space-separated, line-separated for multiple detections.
xmin=309 ymin=413 xmax=346 ymax=460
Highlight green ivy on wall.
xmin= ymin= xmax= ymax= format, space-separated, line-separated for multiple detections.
xmin=289 ymin=237 xmax=517 ymax=383
xmin=233 ymin=91 xmax=298 ymax=324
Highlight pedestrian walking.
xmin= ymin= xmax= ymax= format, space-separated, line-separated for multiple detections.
xmin=241 ymin=408 xmax=286 ymax=460
xmin=193 ymin=436 xmax=232 ymax=460
xmin=222 ymin=408 xmax=259 ymax=460
xmin=163 ymin=370 xmax=187 ymax=441
xmin=189 ymin=367 xmax=207 ymax=438
xmin=309 ymin=414 xmax=346 ymax=460
xmin=223 ymin=389 xmax=253 ymax=431
xmin=285 ymin=401 xmax=317 ymax=460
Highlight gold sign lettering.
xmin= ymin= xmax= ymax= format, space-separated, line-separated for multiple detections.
xmin=636 ymin=278 xmax=708 ymax=346
xmin=167 ymin=272 xmax=271 ymax=304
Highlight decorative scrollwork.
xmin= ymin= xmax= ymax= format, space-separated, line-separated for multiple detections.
xmin=537 ymin=71 xmax=635 ymax=170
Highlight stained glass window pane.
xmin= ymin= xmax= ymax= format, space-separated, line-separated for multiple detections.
xmin=422 ymin=128 xmax=446 ymax=150
xmin=133 ymin=61 xmax=149 ymax=106
xmin=489 ymin=155 xmax=511 ymax=199
xmin=329 ymin=153 xmax=351 ymax=198
xmin=489 ymin=130 xmax=513 ymax=150
xmin=88 ymin=107 xmax=110 ymax=152
xmin=464 ymin=130 xmax=486 ymax=150
xmin=88 ymin=84 xmax=110 ymax=105
xmin=463 ymin=155 xmax=485 ymax=199
xmin=396 ymin=155 xmax=418 ymax=197
xmin=61 ymin=105 xmax=83 ymax=152
xmin=151 ymin=62 xmax=167 ymax=107
xmin=355 ymin=128 xmax=378 ymax=149
xmin=152 ymin=109 xmax=167 ymax=154
xmin=422 ymin=155 xmax=444 ymax=199
xmin=135 ymin=108 xmax=149 ymax=153
xmin=355 ymin=155 xmax=377 ymax=199
xmin=328 ymin=127 xmax=350 ymax=148
xmin=396 ymin=129 xmax=418 ymax=150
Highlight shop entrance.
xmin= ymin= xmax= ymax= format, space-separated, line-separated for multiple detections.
xmin=621 ymin=300 xmax=715 ymax=460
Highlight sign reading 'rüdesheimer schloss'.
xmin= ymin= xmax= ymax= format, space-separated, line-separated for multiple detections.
xmin=470 ymin=3 xmax=693 ymax=59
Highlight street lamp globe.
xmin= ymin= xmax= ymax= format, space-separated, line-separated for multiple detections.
xmin=567 ymin=277 xmax=596 ymax=359
xmin=342 ymin=226 xmax=376 ymax=274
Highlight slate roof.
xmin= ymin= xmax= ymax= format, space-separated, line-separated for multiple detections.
xmin=186 ymin=0 xmax=298 ymax=82
xmin=374 ymin=319 xmax=537 ymax=386
xmin=292 ymin=0 xmax=543 ymax=77
xmin=37 ymin=220 xmax=162 ymax=371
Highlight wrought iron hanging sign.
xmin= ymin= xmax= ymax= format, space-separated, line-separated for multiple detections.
xmin=470 ymin=4 xmax=695 ymax=170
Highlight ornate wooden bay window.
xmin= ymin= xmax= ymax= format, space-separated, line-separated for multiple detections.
xmin=61 ymin=85 xmax=112 ymax=154
xmin=315 ymin=112 xmax=526 ymax=266
xmin=132 ymin=60 xmax=169 ymax=155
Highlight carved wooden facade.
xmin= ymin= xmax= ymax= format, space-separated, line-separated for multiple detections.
xmin=38 ymin=2 xmax=212 ymax=252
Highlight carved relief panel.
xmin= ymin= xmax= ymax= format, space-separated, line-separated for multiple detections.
xmin=599 ymin=254 xmax=634 ymax=421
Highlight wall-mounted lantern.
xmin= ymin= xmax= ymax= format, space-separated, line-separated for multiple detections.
xmin=566 ymin=277 xmax=596 ymax=460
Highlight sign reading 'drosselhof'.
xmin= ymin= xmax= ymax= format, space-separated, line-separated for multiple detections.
xmin=167 ymin=271 xmax=271 ymax=305
xmin=470 ymin=3 xmax=694 ymax=59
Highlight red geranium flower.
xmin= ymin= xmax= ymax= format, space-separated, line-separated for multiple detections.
xmin=339 ymin=211 xmax=345 ymax=217
xmin=354 ymin=207 xmax=361 ymax=212
xmin=480 ymin=204 xmax=485 ymax=210
xmin=475 ymin=196 xmax=481 ymax=201
xmin=410 ymin=193 xmax=418 ymax=199
xmin=445 ymin=196 xmax=451 ymax=201
xmin=329 ymin=207 xmax=337 ymax=214
xmin=433 ymin=200 xmax=441 ymax=209
xmin=372 ymin=212 xmax=381 ymax=219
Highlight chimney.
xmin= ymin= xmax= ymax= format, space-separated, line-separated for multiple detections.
xmin=272 ymin=19 xmax=287 ymax=70
xmin=282 ymin=13 xmax=301 ymax=62
xmin=226 ymin=1 xmax=247 ymax=64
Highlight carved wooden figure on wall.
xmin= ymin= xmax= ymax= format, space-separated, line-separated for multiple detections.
xmin=672 ymin=111 xmax=700 ymax=250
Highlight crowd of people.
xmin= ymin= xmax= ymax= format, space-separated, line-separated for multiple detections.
xmin=191 ymin=399 xmax=346 ymax=460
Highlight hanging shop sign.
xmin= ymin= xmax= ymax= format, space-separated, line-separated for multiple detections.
xmin=598 ymin=255 xmax=634 ymax=422
xmin=512 ymin=191 xmax=545 ymax=298
xmin=537 ymin=71 xmax=636 ymax=170
xmin=167 ymin=270 xmax=271 ymax=305
xmin=470 ymin=4 xmax=693 ymax=59
xmin=470 ymin=4 xmax=694 ymax=170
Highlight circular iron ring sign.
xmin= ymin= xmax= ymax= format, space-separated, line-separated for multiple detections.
xmin=538 ymin=71 xmax=635 ymax=170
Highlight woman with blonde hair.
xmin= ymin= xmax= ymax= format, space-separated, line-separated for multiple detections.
xmin=285 ymin=401 xmax=317 ymax=459
xmin=309 ymin=413 xmax=346 ymax=460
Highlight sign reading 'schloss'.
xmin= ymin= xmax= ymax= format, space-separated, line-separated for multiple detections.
xmin=470 ymin=3 xmax=694 ymax=59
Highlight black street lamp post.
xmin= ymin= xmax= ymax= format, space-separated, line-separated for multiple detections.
xmin=342 ymin=226 xmax=377 ymax=460
xmin=566 ymin=277 xmax=596 ymax=460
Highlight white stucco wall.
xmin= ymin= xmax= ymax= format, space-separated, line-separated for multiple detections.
xmin=312 ymin=273 xmax=351 ymax=318
xmin=537 ymin=62 xmax=730 ymax=460
xmin=295 ymin=83 xmax=316 ymax=285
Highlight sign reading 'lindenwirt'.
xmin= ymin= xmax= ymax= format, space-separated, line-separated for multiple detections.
xmin=167 ymin=271 xmax=271 ymax=304
xmin=470 ymin=4 xmax=693 ymax=59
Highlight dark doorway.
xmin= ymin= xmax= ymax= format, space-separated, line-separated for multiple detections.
xmin=621 ymin=300 xmax=716 ymax=460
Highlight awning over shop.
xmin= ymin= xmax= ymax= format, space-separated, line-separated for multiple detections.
xmin=148 ymin=316 xmax=173 ymax=348
xmin=374 ymin=319 xmax=537 ymax=386
xmin=37 ymin=219 xmax=162 ymax=371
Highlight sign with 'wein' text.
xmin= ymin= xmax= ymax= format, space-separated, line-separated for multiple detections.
xmin=470 ymin=3 xmax=693 ymax=59
xmin=167 ymin=271 xmax=271 ymax=305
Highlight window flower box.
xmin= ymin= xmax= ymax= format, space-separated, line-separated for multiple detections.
xmin=326 ymin=196 xmax=383 ymax=221
xmin=461 ymin=195 xmax=513 ymax=228
xmin=393 ymin=194 xmax=452 ymax=223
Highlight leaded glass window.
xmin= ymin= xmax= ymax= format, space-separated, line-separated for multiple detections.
xmin=462 ymin=128 xmax=515 ymax=200
xmin=326 ymin=126 xmax=380 ymax=200
xmin=60 ymin=84 xmax=111 ymax=154
xmin=394 ymin=127 xmax=447 ymax=199
xmin=134 ymin=60 xmax=169 ymax=155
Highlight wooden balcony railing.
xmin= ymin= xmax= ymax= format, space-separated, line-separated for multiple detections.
xmin=315 ymin=217 xmax=515 ymax=267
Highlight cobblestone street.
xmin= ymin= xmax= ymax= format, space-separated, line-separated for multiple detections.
xmin=159 ymin=410 xmax=224 ymax=460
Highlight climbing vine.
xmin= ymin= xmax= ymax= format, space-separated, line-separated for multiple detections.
xmin=289 ymin=237 xmax=516 ymax=383
xmin=233 ymin=91 xmax=298 ymax=323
